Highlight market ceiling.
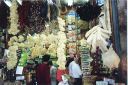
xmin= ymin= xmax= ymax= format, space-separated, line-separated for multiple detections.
xmin=2 ymin=0 xmax=90 ymax=7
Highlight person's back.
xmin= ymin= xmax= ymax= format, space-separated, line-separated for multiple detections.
xmin=69 ymin=61 xmax=82 ymax=78
xmin=68 ymin=57 xmax=82 ymax=85
xmin=49 ymin=61 xmax=57 ymax=85
xmin=36 ymin=54 xmax=51 ymax=85
xmin=50 ymin=65 xmax=57 ymax=85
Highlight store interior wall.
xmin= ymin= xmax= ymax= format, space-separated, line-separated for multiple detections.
xmin=118 ymin=0 xmax=127 ymax=54
xmin=117 ymin=0 xmax=127 ymax=84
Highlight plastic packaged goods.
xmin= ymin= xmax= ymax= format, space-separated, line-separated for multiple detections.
xmin=102 ymin=46 xmax=120 ymax=69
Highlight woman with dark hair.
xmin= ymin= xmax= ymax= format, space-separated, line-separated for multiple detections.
xmin=36 ymin=54 xmax=51 ymax=85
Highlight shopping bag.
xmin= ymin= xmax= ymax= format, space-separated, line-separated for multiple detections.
xmin=102 ymin=46 xmax=120 ymax=69
xmin=58 ymin=75 xmax=69 ymax=85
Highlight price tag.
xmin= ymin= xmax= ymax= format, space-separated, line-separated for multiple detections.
xmin=16 ymin=66 xmax=23 ymax=75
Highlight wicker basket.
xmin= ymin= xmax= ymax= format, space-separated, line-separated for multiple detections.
xmin=83 ymin=76 xmax=97 ymax=85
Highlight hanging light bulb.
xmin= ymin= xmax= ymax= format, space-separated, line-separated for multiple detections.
xmin=17 ymin=0 xmax=22 ymax=5
xmin=4 ymin=0 xmax=12 ymax=7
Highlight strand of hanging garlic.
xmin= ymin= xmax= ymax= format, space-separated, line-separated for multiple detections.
xmin=8 ymin=0 xmax=19 ymax=35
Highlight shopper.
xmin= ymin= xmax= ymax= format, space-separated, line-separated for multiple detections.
xmin=36 ymin=54 xmax=51 ymax=85
xmin=48 ymin=60 xmax=57 ymax=85
xmin=69 ymin=56 xmax=82 ymax=85
xmin=65 ymin=57 xmax=74 ymax=85
xmin=56 ymin=68 xmax=69 ymax=85
xmin=65 ymin=57 xmax=74 ymax=69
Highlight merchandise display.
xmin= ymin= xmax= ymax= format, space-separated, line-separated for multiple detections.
xmin=7 ymin=45 xmax=18 ymax=70
xmin=28 ymin=1 xmax=45 ymax=34
xmin=8 ymin=0 xmax=19 ymax=35
xmin=0 ymin=0 xmax=126 ymax=84
xmin=102 ymin=46 xmax=120 ymax=69
xmin=80 ymin=38 xmax=92 ymax=77
xmin=76 ymin=2 xmax=101 ymax=21
xmin=56 ymin=17 xmax=67 ymax=69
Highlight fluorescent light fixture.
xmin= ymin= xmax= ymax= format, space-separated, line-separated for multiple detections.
xmin=85 ymin=0 xmax=89 ymax=2
xmin=4 ymin=0 xmax=12 ymax=7
xmin=68 ymin=0 xmax=73 ymax=6
xmin=47 ymin=0 xmax=53 ymax=5
xmin=17 ymin=0 xmax=22 ymax=5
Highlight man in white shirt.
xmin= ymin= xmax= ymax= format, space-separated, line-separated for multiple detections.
xmin=69 ymin=57 xmax=82 ymax=85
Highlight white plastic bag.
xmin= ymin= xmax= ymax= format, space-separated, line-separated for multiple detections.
xmin=58 ymin=75 xmax=69 ymax=85
xmin=102 ymin=46 xmax=120 ymax=69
